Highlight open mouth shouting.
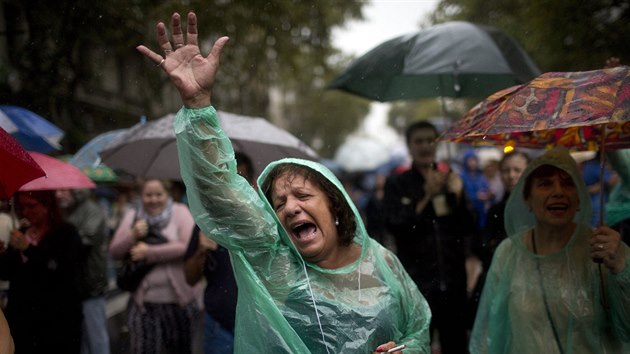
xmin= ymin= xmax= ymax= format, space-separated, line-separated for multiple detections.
xmin=290 ymin=221 xmax=319 ymax=245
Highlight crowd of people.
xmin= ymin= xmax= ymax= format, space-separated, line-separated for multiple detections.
xmin=1 ymin=10 xmax=629 ymax=354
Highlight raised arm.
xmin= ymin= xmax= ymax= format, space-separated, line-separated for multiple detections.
xmin=136 ymin=11 xmax=229 ymax=109
xmin=137 ymin=12 xmax=277 ymax=251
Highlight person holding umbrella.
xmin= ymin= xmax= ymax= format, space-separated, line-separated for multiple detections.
xmin=137 ymin=11 xmax=431 ymax=354
xmin=470 ymin=146 xmax=630 ymax=353
xmin=0 ymin=190 xmax=84 ymax=354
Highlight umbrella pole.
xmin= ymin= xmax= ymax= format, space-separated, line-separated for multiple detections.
xmin=597 ymin=124 xmax=610 ymax=313
xmin=439 ymin=96 xmax=453 ymax=163
xmin=10 ymin=198 xmax=17 ymax=230
xmin=598 ymin=125 xmax=607 ymax=227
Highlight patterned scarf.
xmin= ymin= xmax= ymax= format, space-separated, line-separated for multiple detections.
xmin=138 ymin=198 xmax=173 ymax=230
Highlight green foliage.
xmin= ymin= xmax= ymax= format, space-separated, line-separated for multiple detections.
xmin=1 ymin=0 xmax=366 ymax=155
xmin=432 ymin=0 xmax=630 ymax=72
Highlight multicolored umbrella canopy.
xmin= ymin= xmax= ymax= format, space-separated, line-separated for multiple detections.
xmin=440 ymin=66 xmax=630 ymax=150
xmin=0 ymin=127 xmax=46 ymax=198
xmin=328 ymin=21 xmax=540 ymax=101
xmin=440 ymin=66 xmax=630 ymax=226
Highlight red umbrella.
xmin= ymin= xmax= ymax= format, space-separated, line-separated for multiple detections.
xmin=0 ymin=127 xmax=46 ymax=198
xmin=19 ymin=152 xmax=96 ymax=191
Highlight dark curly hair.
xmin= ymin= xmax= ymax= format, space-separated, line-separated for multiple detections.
xmin=261 ymin=163 xmax=357 ymax=246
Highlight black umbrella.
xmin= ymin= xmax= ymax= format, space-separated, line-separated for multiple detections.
xmin=329 ymin=21 xmax=541 ymax=102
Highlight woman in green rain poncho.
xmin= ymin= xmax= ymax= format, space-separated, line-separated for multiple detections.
xmin=469 ymin=146 xmax=630 ymax=353
xmin=137 ymin=11 xmax=431 ymax=354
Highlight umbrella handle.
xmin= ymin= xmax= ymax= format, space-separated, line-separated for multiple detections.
xmin=594 ymin=124 xmax=607 ymax=264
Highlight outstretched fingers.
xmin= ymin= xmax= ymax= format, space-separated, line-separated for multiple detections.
xmin=171 ymin=13 xmax=185 ymax=48
xmin=136 ymin=45 xmax=163 ymax=66
xmin=208 ymin=36 xmax=230 ymax=63
xmin=186 ymin=12 xmax=199 ymax=46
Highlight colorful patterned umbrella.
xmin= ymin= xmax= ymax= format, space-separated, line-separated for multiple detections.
xmin=440 ymin=66 xmax=630 ymax=150
xmin=440 ymin=66 xmax=630 ymax=226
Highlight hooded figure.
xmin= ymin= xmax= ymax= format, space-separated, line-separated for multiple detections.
xmin=605 ymin=149 xmax=630 ymax=238
xmin=175 ymin=106 xmax=431 ymax=354
xmin=469 ymin=146 xmax=630 ymax=353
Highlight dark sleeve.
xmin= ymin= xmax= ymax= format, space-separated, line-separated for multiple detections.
xmin=454 ymin=188 xmax=481 ymax=258
xmin=382 ymin=174 xmax=419 ymax=233
xmin=184 ymin=225 xmax=200 ymax=260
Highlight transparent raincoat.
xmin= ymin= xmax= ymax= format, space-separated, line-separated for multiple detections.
xmin=469 ymin=147 xmax=630 ymax=353
xmin=605 ymin=149 xmax=630 ymax=228
xmin=174 ymin=106 xmax=431 ymax=354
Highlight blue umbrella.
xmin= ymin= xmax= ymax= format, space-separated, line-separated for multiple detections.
xmin=69 ymin=129 xmax=127 ymax=169
xmin=0 ymin=105 xmax=65 ymax=153
xmin=69 ymin=129 xmax=128 ymax=183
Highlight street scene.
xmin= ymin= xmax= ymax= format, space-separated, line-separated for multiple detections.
xmin=1 ymin=1 xmax=630 ymax=354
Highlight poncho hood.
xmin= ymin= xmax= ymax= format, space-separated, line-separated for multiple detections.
xmin=504 ymin=146 xmax=592 ymax=237
xmin=605 ymin=149 xmax=630 ymax=227
xmin=257 ymin=158 xmax=368 ymax=271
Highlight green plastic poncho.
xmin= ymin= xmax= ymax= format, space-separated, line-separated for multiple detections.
xmin=469 ymin=146 xmax=630 ymax=354
xmin=174 ymin=106 xmax=431 ymax=354
xmin=605 ymin=149 xmax=630 ymax=227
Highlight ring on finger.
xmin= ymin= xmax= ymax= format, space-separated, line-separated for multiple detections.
xmin=175 ymin=43 xmax=184 ymax=49
xmin=598 ymin=243 xmax=604 ymax=250
xmin=156 ymin=58 xmax=165 ymax=67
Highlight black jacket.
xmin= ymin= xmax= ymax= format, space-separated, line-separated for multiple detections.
xmin=383 ymin=167 xmax=478 ymax=297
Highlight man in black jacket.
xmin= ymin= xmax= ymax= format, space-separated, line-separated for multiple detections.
xmin=383 ymin=121 xmax=479 ymax=354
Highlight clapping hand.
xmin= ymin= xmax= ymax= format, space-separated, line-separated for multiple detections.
xmin=136 ymin=11 xmax=229 ymax=109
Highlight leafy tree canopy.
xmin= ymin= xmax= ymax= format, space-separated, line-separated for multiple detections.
xmin=1 ymin=0 xmax=368 ymax=155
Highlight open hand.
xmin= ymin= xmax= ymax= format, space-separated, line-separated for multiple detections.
xmin=136 ymin=11 xmax=229 ymax=109
xmin=590 ymin=225 xmax=625 ymax=273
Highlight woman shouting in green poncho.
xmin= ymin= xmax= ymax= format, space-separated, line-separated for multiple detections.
xmin=136 ymin=11 xmax=431 ymax=354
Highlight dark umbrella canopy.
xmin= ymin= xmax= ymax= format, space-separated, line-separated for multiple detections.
xmin=329 ymin=21 xmax=541 ymax=101
xmin=101 ymin=111 xmax=319 ymax=180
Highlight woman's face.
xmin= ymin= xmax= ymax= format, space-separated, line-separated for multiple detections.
xmin=501 ymin=154 xmax=528 ymax=192
xmin=270 ymin=171 xmax=340 ymax=264
xmin=525 ymin=169 xmax=579 ymax=228
xmin=141 ymin=180 xmax=169 ymax=216
xmin=18 ymin=194 xmax=48 ymax=226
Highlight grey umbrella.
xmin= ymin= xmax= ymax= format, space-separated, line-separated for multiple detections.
xmin=100 ymin=111 xmax=318 ymax=180
xmin=328 ymin=21 xmax=541 ymax=101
